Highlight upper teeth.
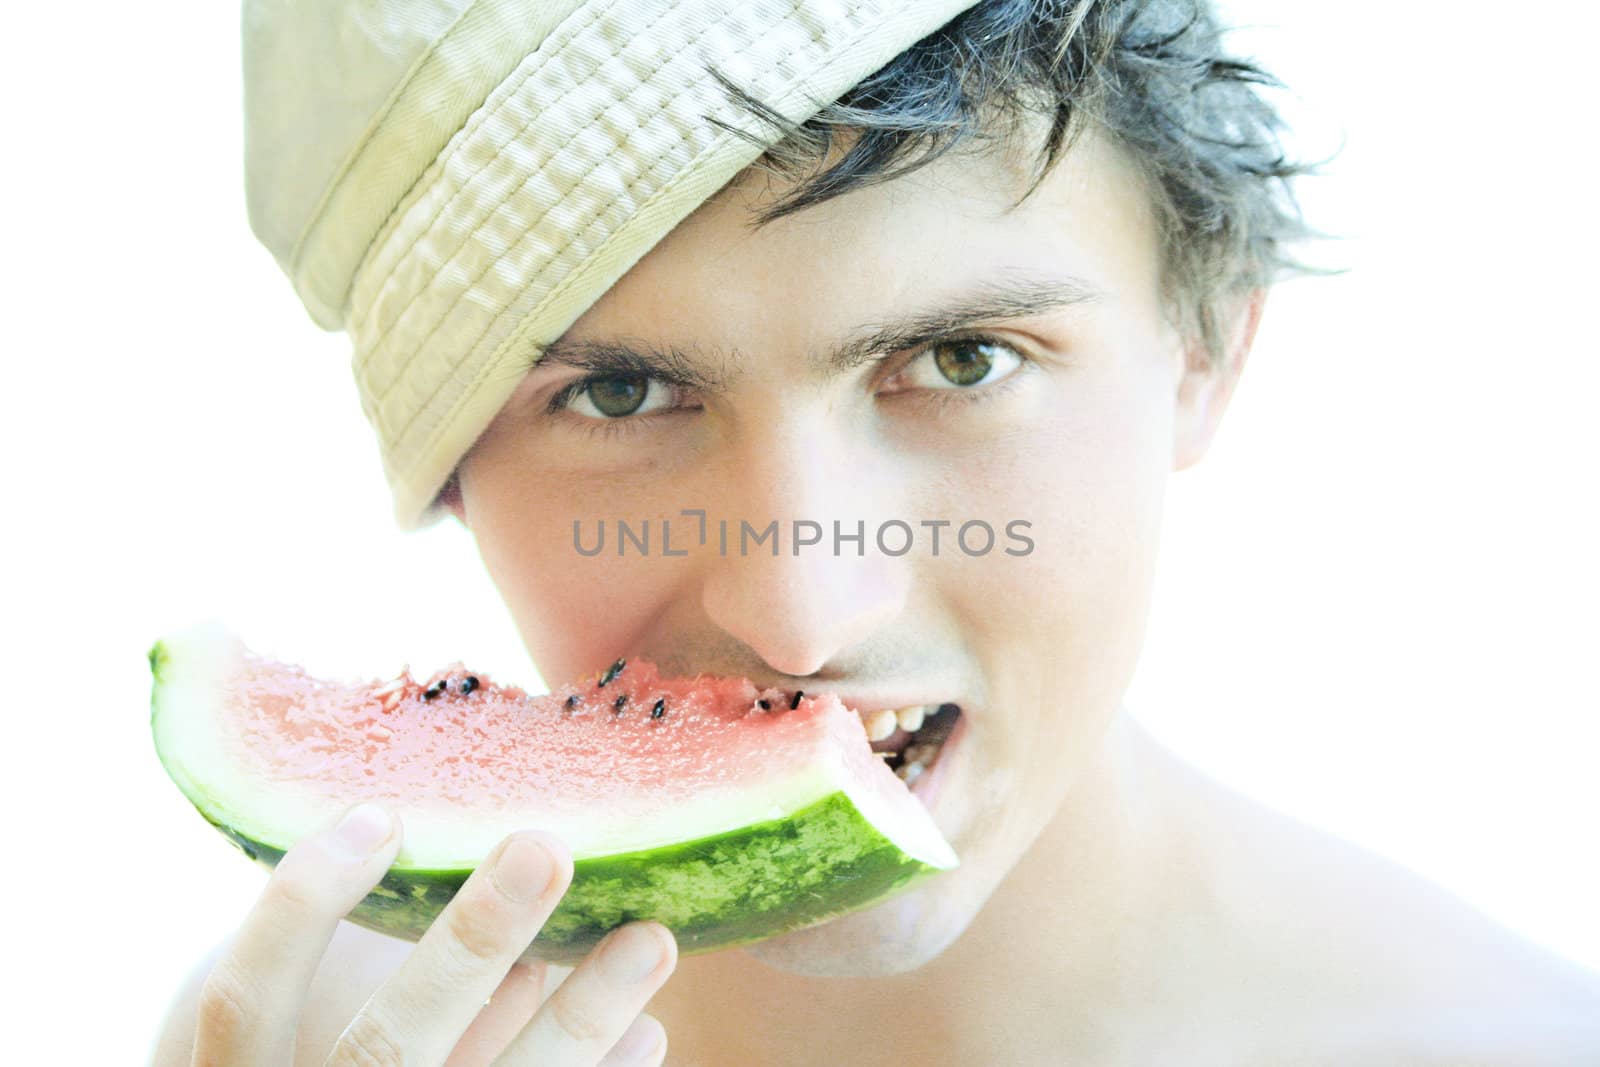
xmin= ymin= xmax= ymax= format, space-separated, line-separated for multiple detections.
xmin=865 ymin=708 xmax=899 ymax=742
xmin=860 ymin=704 xmax=932 ymax=741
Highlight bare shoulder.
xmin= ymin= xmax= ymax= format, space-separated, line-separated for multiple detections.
xmin=149 ymin=921 xmax=413 ymax=1066
xmin=1156 ymin=751 xmax=1600 ymax=1065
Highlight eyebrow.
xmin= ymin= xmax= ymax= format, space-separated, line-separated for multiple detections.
xmin=535 ymin=273 xmax=1099 ymax=391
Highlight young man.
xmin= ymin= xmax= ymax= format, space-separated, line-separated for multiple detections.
xmin=158 ymin=0 xmax=1600 ymax=1063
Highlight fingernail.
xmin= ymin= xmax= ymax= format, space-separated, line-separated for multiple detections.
xmin=598 ymin=925 xmax=665 ymax=984
xmin=333 ymin=803 xmax=393 ymax=858
xmin=493 ymin=835 xmax=556 ymax=903
xmin=609 ymin=1015 xmax=663 ymax=1064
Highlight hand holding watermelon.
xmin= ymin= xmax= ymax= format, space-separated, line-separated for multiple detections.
xmin=190 ymin=803 xmax=674 ymax=1065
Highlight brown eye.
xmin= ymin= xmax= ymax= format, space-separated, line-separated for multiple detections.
xmin=558 ymin=371 xmax=677 ymax=423
xmin=888 ymin=336 xmax=1024 ymax=398
xmin=932 ymin=339 xmax=996 ymax=386
xmin=582 ymin=375 xmax=649 ymax=417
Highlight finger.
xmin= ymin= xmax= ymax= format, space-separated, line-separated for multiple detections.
xmin=444 ymin=960 xmax=550 ymax=1067
xmin=596 ymin=1015 xmax=668 ymax=1067
xmin=331 ymin=831 xmax=573 ymax=1065
xmin=496 ymin=921 xmax=676 ymax=1066
xmin=193 ymin=803 xmax=400 ymax=1067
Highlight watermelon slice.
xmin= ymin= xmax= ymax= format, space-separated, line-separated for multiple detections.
xmin=149 ymin=622 xmax=958 ymax=963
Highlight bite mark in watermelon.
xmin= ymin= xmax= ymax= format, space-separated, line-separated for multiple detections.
xmin=149 ymin=623 xmax=959 ymax=963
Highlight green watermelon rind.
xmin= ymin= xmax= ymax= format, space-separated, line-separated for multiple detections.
xmin=149 ymin=629 xmax=957 ymax=964
xmin=206 ymin=790 xmax=942 ymax=965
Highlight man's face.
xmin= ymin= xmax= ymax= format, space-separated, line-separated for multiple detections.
xmin=452 ymin=127 xmax=1241 ymax=976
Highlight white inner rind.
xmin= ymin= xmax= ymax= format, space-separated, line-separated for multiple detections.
xmin=152 ymin=622 xmax=956 ymax=871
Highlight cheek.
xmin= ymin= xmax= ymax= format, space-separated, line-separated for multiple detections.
xmin=1027 ymin=372 xmax=1172 ymax=614
xmin=464 ymin=457 xmax=696 ymax=683
xmin=948 ymin=356 xmax=1174 ymax=638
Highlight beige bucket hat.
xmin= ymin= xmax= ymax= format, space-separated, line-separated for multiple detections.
xmin=244 ymin=0 xmax=982 ymax=528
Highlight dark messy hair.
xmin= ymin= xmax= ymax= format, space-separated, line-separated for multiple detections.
xmin=711 ymin=0 xmax=1319 ymax=361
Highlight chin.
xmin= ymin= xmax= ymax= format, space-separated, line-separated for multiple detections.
xmin=739 ymin=876 xmax=980 ymax=978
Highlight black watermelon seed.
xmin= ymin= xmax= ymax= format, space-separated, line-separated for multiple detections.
xmin=423 ymin=681 xmax=445 ymax=701
xmin=564 ymin=693 xmax=580 ymax=712
xmin=598 ymin=658 xmax=626 ymax=687
xmin=651 ymin=698 xmax=665 ymax=719
xmin=614 ymin=694 xmax=629 ymax=714
xmin=460 ymin=676 xmax=479 ymax=695
xmin=758 ymin=698 xmax=771 ymax=710
xmin=790 ymin=690 xmax=804 ymax=709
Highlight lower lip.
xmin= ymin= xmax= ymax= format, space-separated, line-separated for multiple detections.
xmin=907 ymin=710 xmax=968 ymax=813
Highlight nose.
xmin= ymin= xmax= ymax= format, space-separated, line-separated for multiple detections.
xmin=699 ymin=418 xmax=910 ymax=678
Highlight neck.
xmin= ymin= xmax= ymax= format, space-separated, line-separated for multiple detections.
xmin=654 ymin=713 xmax=1216 ymax=1064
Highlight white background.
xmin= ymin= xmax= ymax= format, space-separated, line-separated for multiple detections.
xmin=3 ymin=1 xmax=1596 ymax=1060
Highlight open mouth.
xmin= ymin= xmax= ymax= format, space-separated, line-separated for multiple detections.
xmin=853 ymin=702 xmax=963 ymax=785
xmin=762 ymin=689 xmax=966 ymax=790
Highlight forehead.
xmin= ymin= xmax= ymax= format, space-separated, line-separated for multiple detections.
xmin=559 ymin=124 xmax=1165 ymax=359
